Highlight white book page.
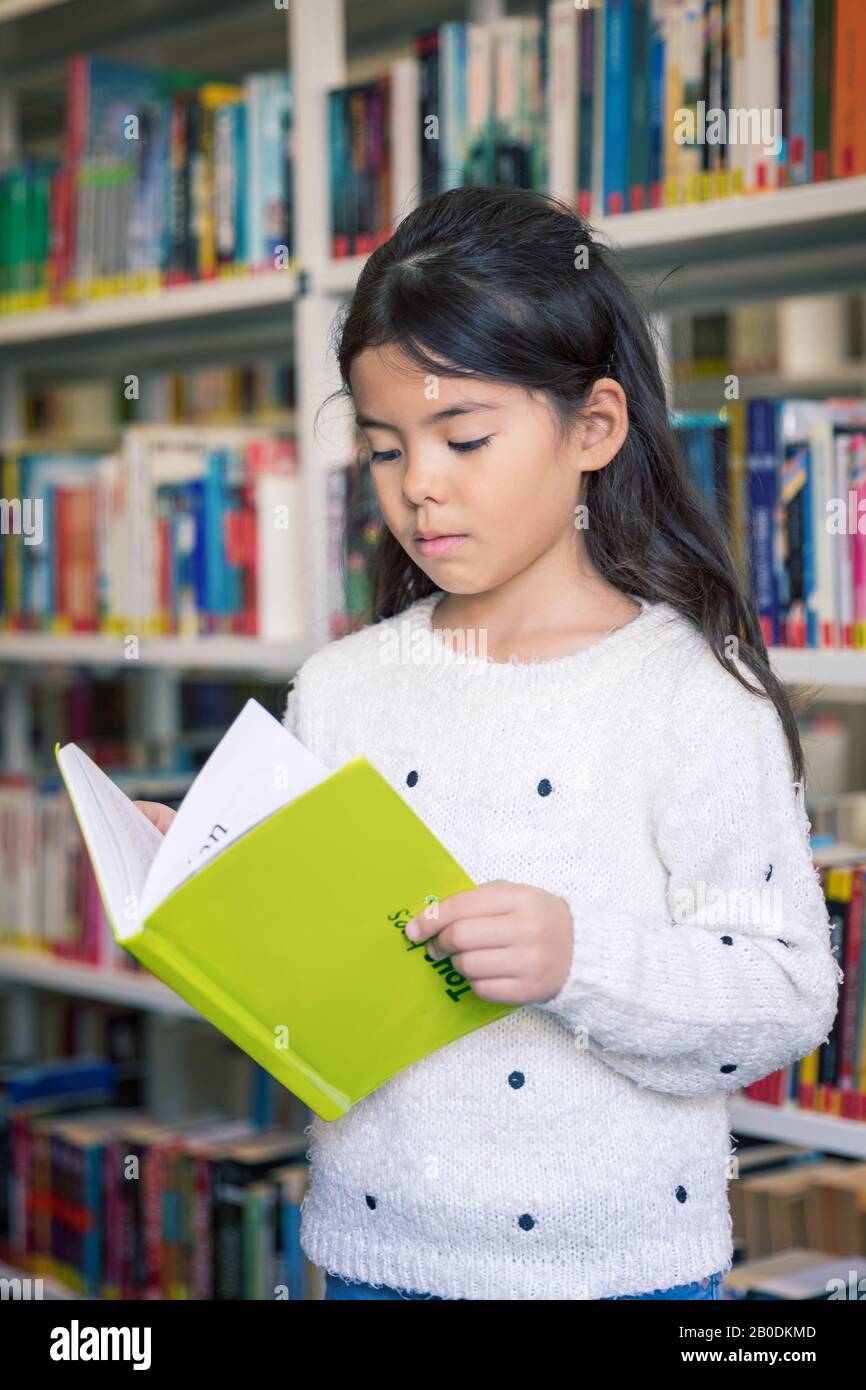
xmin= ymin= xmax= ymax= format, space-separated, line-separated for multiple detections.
xmin=138 ymin=698 xmax=330 ymax=919
xmin=56 ymin=745 xmax=165 ymax=940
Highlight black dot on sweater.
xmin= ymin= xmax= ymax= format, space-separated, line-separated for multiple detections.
xmin=720 ymin=1064 xmax=737 ymax=1074
xmin=537 ymin=778 xmax=552 ymax=796
xmin=675 ymin=1186 xmax=688 ymax=1204
xmin=720 ymin=935 xmax=733 ymax=945
xmin=508 ymin=1071 xmax=525 ymax=1089
xmin=765 ymin=864 xmax=773 ymax=881
xmin=777 ymin=938 xmax=790 ymax=947
xmin=517 ymin=1213 xmax=535 ymax=1230
xmin=365 ymin=1194 xmax=377 ymax=1210
xmin=406 ymin=770 xmax=418 ymax=787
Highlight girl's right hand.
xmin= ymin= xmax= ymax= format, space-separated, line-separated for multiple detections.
xmin=134 ymin=800 xmax=177 ymax=835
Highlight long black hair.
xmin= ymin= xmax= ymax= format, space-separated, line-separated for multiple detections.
xmin=323 ymin=184 xmax=807 ymax=783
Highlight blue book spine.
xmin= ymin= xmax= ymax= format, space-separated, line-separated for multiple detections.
xmin=82 ymin=1142 xmax=102 ymax=1296
xmin=19 ymin=456 xmax=32 ymax=620
xmin=281 ymin=1189 xmax=304 ymax=1301
xmin=245 ymin=76 xmax=262 ymax=266
xmin=262 ymin=75 xmax=290 ymax=262
xmin=648 ymin=7 xmax=665 ymax=197
xmin=801 ymin=443 xmax=817 ymax=646
xmin=234 ymin=102 xmax=247 ymax=265
xmin=788 ymin=0 xmax=813 ymax=185
xmin=203 ymin=451 xmax=227 ymax=620
xmin=747 ymin=399 xmax=780 ymax=645
xmin=189 ymin=479 xmax=207 ymax=621
xmin=603 ymin=0 xmax=630 ymax=214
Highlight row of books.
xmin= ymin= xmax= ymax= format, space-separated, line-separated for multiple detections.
xmin=0 ymin=1058 xmax=319 ymax=1299
xmin=738 ymin=839 xmax=866 ymax=1120
xmin=727 ymin=1149 xmax=866 ymax=1289
xmin=2 ymin=671 xmax=282 ymax=776
xmin=328 ymin=0 xmax=866 ymax=257
xmin=327 ymin=458 xmax=384 ymax=639
xmin=0 ymin=57 xmax=293 ymax=315
xmin=24 ymin=362 xmax=295 ymax=438
xmin=672 ymin=397 xmax=866 ymax=648
xmin=670 ymin=296 xmax=866 ymax=381
xmin=0 ymin=426 xmax=304 ymax=640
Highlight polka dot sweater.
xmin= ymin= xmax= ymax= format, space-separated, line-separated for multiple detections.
xmin=281 ymin=591 xmax=843 ymax=1301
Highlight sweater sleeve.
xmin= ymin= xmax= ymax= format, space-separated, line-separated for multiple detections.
xmin=536 ymin=675 xmax=844 ymax=1097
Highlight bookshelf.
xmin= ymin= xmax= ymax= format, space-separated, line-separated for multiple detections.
xmin=0 ymin=632 xmax=311 ymax=673
xmin=727 ymin=1097 xmax=866 ymax=1162
xmin=0 ymin=946 xmax=197 ymax=1017
xmin=2 ymin=0 xmax=866 ymax=1200
xmin=0 ymin=268 xmax=301 ymax=346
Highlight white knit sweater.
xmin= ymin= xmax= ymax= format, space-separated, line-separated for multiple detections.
xmin=282 ymin=591 xmax=843 ymax=1301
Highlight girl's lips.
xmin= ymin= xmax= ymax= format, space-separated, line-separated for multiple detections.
xmin=414 ymin=534 xmax=467 ymax=557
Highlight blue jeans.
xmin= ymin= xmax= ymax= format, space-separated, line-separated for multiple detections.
xmin=324 ymin=1270 xmax=724 ymax=1301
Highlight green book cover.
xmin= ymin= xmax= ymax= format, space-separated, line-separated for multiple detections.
xmin=56 ymin=698 xmax=516 ymax=1121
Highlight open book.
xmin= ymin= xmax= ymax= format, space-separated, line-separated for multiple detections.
xmin=55 ymin=699 xmax=516 ymax=1120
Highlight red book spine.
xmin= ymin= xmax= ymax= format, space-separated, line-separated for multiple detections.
xmin=193 ymin=1155 xmax=213 ymax=1300
xmin=54 ymin=486 xmax=69 ymax=627
xmin=47 ymin=168 xmax=71 ymax=302
xmin=240 ymin=503 xmax=257 ymax=634
xmin=838 ymin=866 xmax=864 ymax=1116
xmin=158 ymin=514 xmax=172 ymax=633
xmin=143 ymin=1146 xmax=164 ymax=1299
xmin=104 ymin=1137 xmax=121 ymax=1297
xmin=832 ymin=0 xmax=866 ymax=178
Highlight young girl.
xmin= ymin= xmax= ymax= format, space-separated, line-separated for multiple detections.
xmin=137 ymin=185 xmax=842 ymax=1302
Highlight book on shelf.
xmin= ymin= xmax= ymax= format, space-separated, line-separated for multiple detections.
xmin=738 ymin=827 xmax=866 ymax=1119
xmin=55 ymin=697 xmax=515 ymax=1122
xmin=326 ymin=458 xmax=384 ymax=639
xmin=23 ymin=361 xmax=295 ymax=437
xmin=723 ymin=1247 xmax=866 ymax=1301
xmin=670 ymin=295 xmax=866 ymax=383
xmin=0 ymin=1054 xmax=319 ymax=1299
xmin=0 ymin=424 xmax=303 ymax=641
xmin=0 ymin=56 xmax=294 ymax=316
xmin=670 ymin=396 xmax=866 ymax=650
xmin=324 ymin=0 xmax=866 ymax=257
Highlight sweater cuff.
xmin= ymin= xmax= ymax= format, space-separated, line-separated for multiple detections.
xmin=539 ymin=897 xmax=612 ymax=1035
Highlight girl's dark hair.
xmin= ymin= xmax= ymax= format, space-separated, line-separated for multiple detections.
xmin=324 ymin=184 xmax=807 ymax=784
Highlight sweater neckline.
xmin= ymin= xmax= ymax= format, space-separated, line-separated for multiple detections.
xmin=401 ymin=589 xmax=678 ymax=681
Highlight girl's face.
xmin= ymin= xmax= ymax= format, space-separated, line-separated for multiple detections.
xmin=349 ymin=344 xmax=626 ymax=596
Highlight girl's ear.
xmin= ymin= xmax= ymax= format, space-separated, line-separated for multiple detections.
xmin=574 ymin=378 xmax=629 ymax=474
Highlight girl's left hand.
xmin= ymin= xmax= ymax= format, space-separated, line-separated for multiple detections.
xmin=404 ymin=879 xmax=574 ymax=1006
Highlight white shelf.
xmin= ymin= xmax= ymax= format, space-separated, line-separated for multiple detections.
xmin=0 ymin=632 xmax=310 ymax=673
xmin=596 ymin=176 xmax=866 ymax=252
xmin=0 ymin=947 xmax=197 ymax=1017
xmin=769 ymin=648 xmax=866 ymax=690
xmin=1 ymin=636 xmax=860 ymax=687
xmin=728 ymin=1096 xmax=866 ymax=1160
xmin=0 ymin=269 xmax=301 ymax=346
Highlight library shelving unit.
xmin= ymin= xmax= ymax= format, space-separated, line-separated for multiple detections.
xmin=2 ymin=0 xmax=866 ymax=1163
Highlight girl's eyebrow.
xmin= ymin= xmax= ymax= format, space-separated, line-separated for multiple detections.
xmin=355 ymin=400 xmax=500 ymax=430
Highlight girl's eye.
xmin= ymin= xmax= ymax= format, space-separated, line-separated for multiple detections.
xmin=449 ymin=436 xmax=493 ymax=453
xmin=368 ymin=436 xmax=493 ymax=463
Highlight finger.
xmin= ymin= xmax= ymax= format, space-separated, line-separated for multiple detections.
xmin=423 ymin=915 xmax=519 ymax=960
xmin=134 ymin=801 xmax=175 ymax=834
xmin=448 ymin=946 xmax=526 ymax=981
xmin=406 ymin=880 xmax=522 ymax=940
